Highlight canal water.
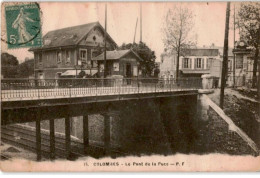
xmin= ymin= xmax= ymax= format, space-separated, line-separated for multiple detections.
xmin=23 ymin=95 xmax=209 ymax=156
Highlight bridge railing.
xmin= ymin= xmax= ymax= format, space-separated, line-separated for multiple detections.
xmin=1 ymin=78 xmax=202 ymax=100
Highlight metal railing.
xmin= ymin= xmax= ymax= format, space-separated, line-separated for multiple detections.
xmin=1 ymin=78 xmax=202 ymax=101
xmin=227 ymin=75 xmax=259 ymax=87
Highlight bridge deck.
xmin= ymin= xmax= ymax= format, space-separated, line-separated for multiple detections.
xmin=1 ymin=86 xmax=198 ymax=102
xmin=1 ymin=78 xmax=202 ymax=102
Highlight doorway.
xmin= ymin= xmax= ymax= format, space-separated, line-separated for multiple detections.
xmin=126 ymin=63 xmax=131 ymax=85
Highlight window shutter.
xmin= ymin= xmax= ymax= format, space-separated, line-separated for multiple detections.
xmin=202 ymin=58 xmax=204 ymax=69
xmin=194 ymin=58 xmax=197 ymax=69
xmin=182 ymin=58 xmax=184 ymax=68
xmin=189 ymin=58 xmax=192 ymax=69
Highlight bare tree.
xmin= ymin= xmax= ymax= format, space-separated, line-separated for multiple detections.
xmin=162 ymin=5 xmax=196 ymax=80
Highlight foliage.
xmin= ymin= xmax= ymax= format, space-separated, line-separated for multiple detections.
xmin=237 ymin=2 xmax=260 ymax=48
xmin=1 ymin=52 xmax=19 ymax=78
xmin=16 ymin=59 xmax=35 ymax=78
xmin=119 ymin=42 xmax=156 ymax=77
xmin=162 ymin=5 xmax=196 ymax=79
xmin=236 ymin=2 xmax=260 ymax=88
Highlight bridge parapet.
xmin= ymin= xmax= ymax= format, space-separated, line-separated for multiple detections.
xmin=1 ymin=78 xmax=202 ymax=102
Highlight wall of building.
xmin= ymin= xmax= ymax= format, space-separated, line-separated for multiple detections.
xmin=34 ymin=48 xmax=77 ymax=69
xmin=226 ymin=53 xmax=258 ymax=87
xmin=160 ymin=53 xmax=176 ymax=77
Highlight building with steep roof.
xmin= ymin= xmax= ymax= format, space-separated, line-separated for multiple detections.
xmin=29 ymin=21 xmax=117 ymax=79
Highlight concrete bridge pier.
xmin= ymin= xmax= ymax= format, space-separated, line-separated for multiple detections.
xmin=83 ymin=115 xmax=89 ymax=154
xmin=49 ymin=118 xmax=55 ymax=160
xmin=104 ymin=114 xmax=111 ymax=155
xmin=36 ymin=118 xmax=41 ymax=161
xmin=65 ymin=116 xmax=71 ymax=160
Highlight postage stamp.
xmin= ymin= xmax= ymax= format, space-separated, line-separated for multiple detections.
xmin=4 ymin=3 xmax=42 ymax=49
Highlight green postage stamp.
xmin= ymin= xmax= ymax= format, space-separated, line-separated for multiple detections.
xmin=5 ymin=3 xmax=42 ymax=49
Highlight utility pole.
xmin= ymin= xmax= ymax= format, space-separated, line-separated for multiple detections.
xmin=133 ymin=18 xmax=138 ymax=44
xmin=233 ymin=3 xmax=236 ymax=88
xmin=220 ymin=2 xmax=231 ymax=109
xmin=103 ymin=3 xmax=107 ymax=78
xmin=140 ymin=3 xmax=142 ymax=43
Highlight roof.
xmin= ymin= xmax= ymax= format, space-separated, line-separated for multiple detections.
xmin=29 ymin=21 xmax=117 ymax=50
xmin=217 ymin=47 xmax=234 ymax=56
xmin=182 ymin=49 xmax=219 ymax=56
xmin=92 ymin=49 xmax=142 ymax=61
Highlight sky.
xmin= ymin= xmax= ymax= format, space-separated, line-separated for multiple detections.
xmin=1 ymin=2 xmax=239 ymax=63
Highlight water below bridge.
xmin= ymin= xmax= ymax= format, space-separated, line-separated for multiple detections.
xmin=10 ymin=95 xmax=215 ymax=157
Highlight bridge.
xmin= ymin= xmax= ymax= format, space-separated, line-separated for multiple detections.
xmin=1 ymin=78 xmax=202 ymax=160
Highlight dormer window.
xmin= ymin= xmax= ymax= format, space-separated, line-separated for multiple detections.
xmin=93 ymin=36 xmax=96 ymax=41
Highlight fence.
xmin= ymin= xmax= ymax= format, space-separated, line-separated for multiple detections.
xmin=1 ymin=78 xmax=202 ymax=101
xmin=227 ymin=75 xmax=259 ymax=88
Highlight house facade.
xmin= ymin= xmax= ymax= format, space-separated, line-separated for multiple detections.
xmin=160 ymin=48 xmax=221 ymax=79
xmin=225 ymin=41 xmax=257 ymax=87
xmin=92 ymin=49 xmax=141 ymax=78
xmin=29 ymin=21 xmax=117 ymax=79
xmin=179 ymin=49 xmax=220 ymax=78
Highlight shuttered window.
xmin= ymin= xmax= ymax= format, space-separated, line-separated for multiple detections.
xmin=183 ymin=58 xmax=190 ymax=68
xmin=195 ymin=58 xmax=203 ymax=69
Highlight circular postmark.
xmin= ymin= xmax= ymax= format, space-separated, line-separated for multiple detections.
xmin=1 ymin=2 xmax=43 ymax=49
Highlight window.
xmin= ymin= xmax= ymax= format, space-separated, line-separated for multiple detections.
xmin=236 ymin=54 xmax=243 ymax=69
xmin=65 ymin=50 xmax=70 ymax=64
xmin=207 ymin=58 xmax=212 ymax=69
xmin=133 ymin=66 xmax=138 ymax=76
xmin=80 ymin=50 xmax=87 ymax=62
xmin=195 ymin=58 xmax=203 ymax=69
xmin=57 ymin=51 xmax=62 ymax=64
xmin=228 ymin=59 xmax=232 ymax=71
xmin=100 ymin=63 xmax=104 ymax=72
xmin=113 ymin=62 xmax=119 ymax=71
xmin=38 ymin=53 xmax=42 ymax=63
xmin=183 ymin=58 xmax=190 ymax=68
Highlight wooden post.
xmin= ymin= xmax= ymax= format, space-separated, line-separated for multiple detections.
xmin=49 ymin=119 xmax=55 ymax=160
xmin=83 ymin=115 xmax=89 ymax=154
xmin=65 ymin=116 xmax=71 ymax=160
xmin=36 ymin=118 xmax=41 ymax=161
xmin=220 ymin=2 xmax=231 ymax=109
xmin=104 ymin=4 xmax=107 ymax=78
xmin=233 ymin=3 xmax=236 ymax=88
xmin=104 ymin=114 xmax=111 ymax=155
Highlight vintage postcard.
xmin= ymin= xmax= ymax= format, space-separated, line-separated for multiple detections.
xmin=0 ymin=1 xmax=260 ymax=172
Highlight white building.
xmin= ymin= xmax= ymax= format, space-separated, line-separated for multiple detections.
xmin=160 ymin=48 xmax=221 ymax=79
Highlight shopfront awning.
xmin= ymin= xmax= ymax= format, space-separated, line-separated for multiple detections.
xmin=180 ymin=69 xmax=210 ymax=74
xmin=61 ymin=69 xmax=98 ymax=76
